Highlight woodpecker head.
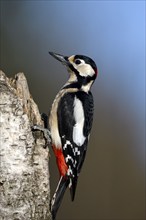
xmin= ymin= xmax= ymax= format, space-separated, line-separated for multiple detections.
xmin=49 ymin=52 xmax=97 ymax=91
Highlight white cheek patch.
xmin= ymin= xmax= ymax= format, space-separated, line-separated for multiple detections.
xmin=79 ymin=63 xmax=95 ymax=77
xmin=72 ymin=62 xmax=95 ymax=77
xmin=73 ymin=97 xmax=86 ymax=146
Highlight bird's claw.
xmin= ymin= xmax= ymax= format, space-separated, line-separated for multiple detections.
xmin=32 ymin=124 xmax=51 ymax=146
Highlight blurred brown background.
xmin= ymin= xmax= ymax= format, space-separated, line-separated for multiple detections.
xmin=0 ymin=1 xmax=145 ymax=220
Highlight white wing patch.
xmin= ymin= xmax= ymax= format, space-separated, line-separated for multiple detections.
xmin=73 ymin=97 xmax=86 ymax=146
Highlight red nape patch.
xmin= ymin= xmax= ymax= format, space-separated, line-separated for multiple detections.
xmin=94 ymin=68 xmax=98 ymax=76
xmin=52 ymin=146 xmax=68 ymax=176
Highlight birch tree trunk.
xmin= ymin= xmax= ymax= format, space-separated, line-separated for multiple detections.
xmin=0 ymin=70 xmax=51 ymax=220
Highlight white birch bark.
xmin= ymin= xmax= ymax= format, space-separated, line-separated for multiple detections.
xmin=0 ymin=70 xmax=51 ymax=220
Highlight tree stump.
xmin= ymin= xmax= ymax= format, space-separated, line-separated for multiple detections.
xmin=0 ymin=70 xmax=51 ymax=220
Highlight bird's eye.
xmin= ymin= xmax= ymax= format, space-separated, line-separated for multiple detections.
xmin=74 ymin=59 xmax=81 ymax=65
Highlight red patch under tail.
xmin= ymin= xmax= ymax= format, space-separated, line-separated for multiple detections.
xmin=52 ymin=145 xmax=68 ymax=176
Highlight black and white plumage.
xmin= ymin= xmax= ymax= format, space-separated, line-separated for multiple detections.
xmin=49 ymin=52 xmax=97 ymax=220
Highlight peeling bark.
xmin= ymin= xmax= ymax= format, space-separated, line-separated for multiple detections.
xmin=0 ymin=71 xmax=51 ymax=220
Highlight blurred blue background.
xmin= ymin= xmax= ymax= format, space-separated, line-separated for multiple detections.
xmin=0 ymin=1 xmax=145 ymax=220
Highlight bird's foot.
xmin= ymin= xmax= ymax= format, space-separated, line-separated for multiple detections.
xmin=32 ymin=124 xmax=51 ymax=148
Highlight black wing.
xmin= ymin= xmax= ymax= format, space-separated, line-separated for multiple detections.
xmin=57 ymin=91 xmax=94 ymax=200
xmin=76 ymin=91 xmax=94 ymax=173
xmin=57 ymin=92 xmax=75 ymax=141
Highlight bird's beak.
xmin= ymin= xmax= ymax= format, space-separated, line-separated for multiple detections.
xmin=49 ymin=52 xmax=69 ymax=66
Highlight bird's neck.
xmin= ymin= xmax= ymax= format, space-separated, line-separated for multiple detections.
xmin=62 ymin=70 xmax=94 ymax=92
xmin=63 ymin=78 xmax=93 ymax=93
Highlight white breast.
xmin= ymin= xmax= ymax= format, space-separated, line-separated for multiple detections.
xmin=73 ymin=97 xmax=86 ymax=146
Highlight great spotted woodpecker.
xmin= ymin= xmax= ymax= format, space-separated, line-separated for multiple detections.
xmin=48 ymin=52 xmax=98 ymax=219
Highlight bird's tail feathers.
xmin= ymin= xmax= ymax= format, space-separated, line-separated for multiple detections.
xmin=69 ymin=176 xmax=78 ymax=201
xmin=51 ymin=176 xmax=69 ymax=220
